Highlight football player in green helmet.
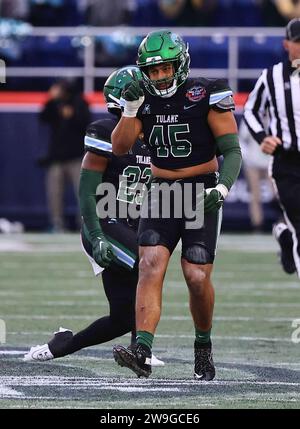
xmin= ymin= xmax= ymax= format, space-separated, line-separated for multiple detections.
xmin=112 ymin=29 xmax=242 ymax=381
xmin=104 ymin=65 xmax=143 ymax=110
xmin=24 ymin=65 xmax=164 ymax=368
xmin=137 ymin=29 xmax=190 ymax=98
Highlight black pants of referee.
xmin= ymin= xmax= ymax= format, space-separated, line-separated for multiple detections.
xmin=271 ymin=151 xmax=300 ymax=277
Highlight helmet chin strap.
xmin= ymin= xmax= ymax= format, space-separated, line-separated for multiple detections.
xmin=154 ymin=79 xmax=178 ymax=98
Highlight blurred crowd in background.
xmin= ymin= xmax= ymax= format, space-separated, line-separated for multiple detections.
xmin=1 ymin=0 xmax=299 ymax=92
xmin=1 ymin=0 xmax=300 ymax=28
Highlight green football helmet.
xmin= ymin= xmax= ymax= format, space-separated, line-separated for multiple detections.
xmin=137 ymin=29 xmax=190 ymax=98
xmin=103 ymin=65 xmax=143 ymax=114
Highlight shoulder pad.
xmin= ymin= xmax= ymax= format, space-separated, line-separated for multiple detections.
xmin=212 ymin=94 xmax=235 ymax=111
xmin=86 ymin=117 xmax=117 ymax=139
xmin=209 ymin=79 xmax=234 ymax=110
xmin=85 ymin=119 xmax=115 ymax=156
xmin=84 ymin=135 xmax=112 ymax=156
xmin=209 ymin=78 xmax=231 ymax=92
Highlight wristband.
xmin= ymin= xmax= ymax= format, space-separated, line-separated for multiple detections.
xmin=215 ymin=184 xmax=228 ymax=199
xmin=123 ymin=98 xmax=144 ymax=118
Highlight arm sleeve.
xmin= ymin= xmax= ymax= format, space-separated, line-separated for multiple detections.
xmin=79 ymin=169 xmax=104 ymax=242
xmin=243 ymin=69 xmax=269 ymax=144
xmin=216 ymin=134 xmax=242 ymax=191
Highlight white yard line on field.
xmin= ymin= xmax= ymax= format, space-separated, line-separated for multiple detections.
xmin=1 ymin=375 xmax=300 ymax=389
xmin=0 ymin=385 xmax=24 ymax=397
xmin=1 ymin=314 xmax=297 ymax=323
xmin=1 ymin=296 xmax=300 ymax=309
xmin=3 ymin=332 xmax=293 ymax=342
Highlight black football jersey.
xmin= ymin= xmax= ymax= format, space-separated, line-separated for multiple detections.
xmin=137 ymin=78 xmax=234 ymax=169
xmin=84 ymin=116 xmax=151 ymax=218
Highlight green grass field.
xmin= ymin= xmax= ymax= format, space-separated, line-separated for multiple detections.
xmin=1 ymin=233 xmax=300 ymax=409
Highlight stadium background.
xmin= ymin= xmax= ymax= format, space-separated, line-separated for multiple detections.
xmin=0 ymin=0 xmax=289 ymax=232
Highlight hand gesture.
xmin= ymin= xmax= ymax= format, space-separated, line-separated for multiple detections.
xmin=121 ymin=70 xmax=145 ymax=117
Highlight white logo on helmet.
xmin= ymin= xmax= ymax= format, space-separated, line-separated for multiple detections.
xmin=145 ymin=56 xmax=163 ymax=63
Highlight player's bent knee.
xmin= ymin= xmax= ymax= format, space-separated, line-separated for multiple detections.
xmin=183 ymin=245 xmax=213 ymax=265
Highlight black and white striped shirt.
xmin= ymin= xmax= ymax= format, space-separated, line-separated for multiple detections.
xmin=244 ymin=61 xmax=300 ymax=152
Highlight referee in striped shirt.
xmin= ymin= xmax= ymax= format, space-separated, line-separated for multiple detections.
xmin=244 ymin=18 xmax=300 ymax=278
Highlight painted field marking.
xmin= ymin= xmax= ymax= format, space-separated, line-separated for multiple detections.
xmin=0 ymin=385 xmax=24 ymax=397
xmin=1 ymin=315 xmax=297 ymax=323
xmin=1 ymin=375 xmax=300 ymax=389
xmin=3 ymin=332 xmax=294 ymax=342
xmin=2 ymin=297 xmax=300 ymax=309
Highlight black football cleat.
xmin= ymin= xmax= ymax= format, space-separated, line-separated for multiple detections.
xmin=113 ymin=343 xmax=152 ymax=378
xmin=272 ymin=222 xmax=296 ymax=274
xmin=194 ymin=341 xmax=215 ymax=381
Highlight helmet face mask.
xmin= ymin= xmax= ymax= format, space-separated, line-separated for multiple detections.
xmin=103 ymin=66 xmax=143 ymax=115
xmin=143 ymin=62 xmax=177 ymax=98
xmin=137 ymin=30 xmax=190 ymax=98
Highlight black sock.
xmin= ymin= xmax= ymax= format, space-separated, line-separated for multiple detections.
xmin=54 ymin=316 xmax=131 ymax=357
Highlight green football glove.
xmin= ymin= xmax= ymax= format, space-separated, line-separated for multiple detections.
xmin=204 ymin=184 xmax=228 ymax=213
xmin=121 ymin=70 xmax=145 ymax=117
xmin=91 ymin=234 xmax=115 ymax=268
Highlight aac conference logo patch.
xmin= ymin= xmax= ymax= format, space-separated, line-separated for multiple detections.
xmin=185 ymin=86 xmax=206 ymax=102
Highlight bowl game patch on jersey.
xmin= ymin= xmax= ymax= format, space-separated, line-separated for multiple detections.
xmin=185 ymin=86 xmax=207 ymax=102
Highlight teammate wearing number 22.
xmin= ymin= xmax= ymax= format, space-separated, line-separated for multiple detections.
xmin=24 ymin=66 xmax=163 ymax=366
xmin=112 ymin=30 xmax=242 ymax=380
